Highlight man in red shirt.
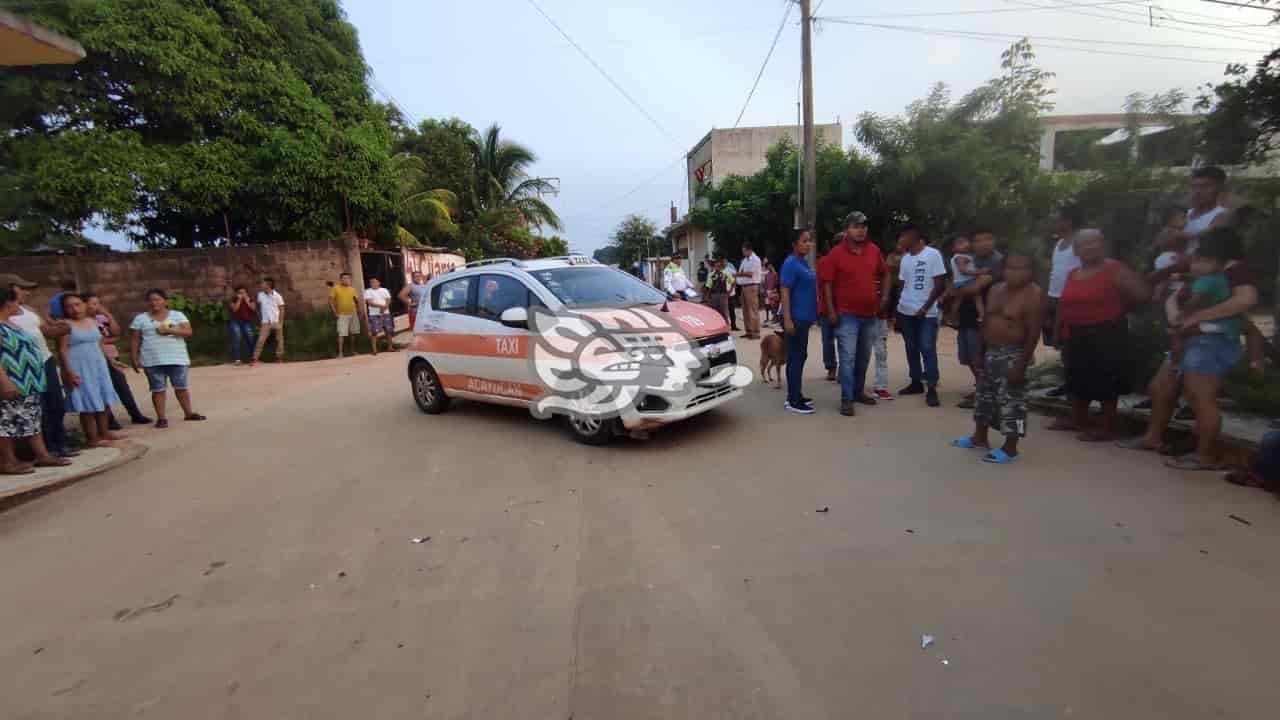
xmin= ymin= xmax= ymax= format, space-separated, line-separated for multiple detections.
xmin=821 ymin=211 xmax=892 ymax=416
xmin=816 ymin=233 xmax=843 ymax=383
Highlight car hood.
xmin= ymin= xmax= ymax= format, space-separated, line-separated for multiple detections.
xmin=576 ymin=301 xmax=729 ymax=340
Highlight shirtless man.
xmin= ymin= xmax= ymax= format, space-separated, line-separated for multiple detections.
xmin=952 ymin=254 xmax=1043 ymax=463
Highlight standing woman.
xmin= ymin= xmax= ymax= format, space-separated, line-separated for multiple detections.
xmin=780 ymin=231 xmax=818 ymax=415
xmin=130 ymin=289 xmax=205 ymax=429
xmin=59 ymin=294 xmax=123 ymax=447
xmin=86 ymin=293 xmax=151 ymax=429
xmin=1054 ymin=229 xmax=1150 ymax=441
xmin=0 ymin=287 xmax=71 ymax=473
xmin=763 ymin=259 xmax=780 ymax=326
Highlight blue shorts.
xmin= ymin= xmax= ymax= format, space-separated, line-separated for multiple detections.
xmin=145 ymin=364 xmax=190 ymax=393
xmin=369 ymin=314 xmax=394 ymax=335
xmin=1179 ymin=334 xmax=1242 ymax=378
xmin=957 ymin=327 xmax=982 ymax=367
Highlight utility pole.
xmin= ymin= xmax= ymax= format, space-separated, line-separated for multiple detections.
xmin=800 ymin=0 xmax=817 ymax=245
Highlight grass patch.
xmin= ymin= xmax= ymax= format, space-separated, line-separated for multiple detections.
xmin=184 ymin=310 xmax=384 ymax=366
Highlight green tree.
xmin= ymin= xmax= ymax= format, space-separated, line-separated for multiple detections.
xmin=0 ymin=0 xmax=396 ymax=251
xmin=599 ymin=214 xmax=659 ymax=268
xmin=389 ymin=152 xmax=457 ymax=247
xmin=856 ymin=40 xmax=1073 ymax=249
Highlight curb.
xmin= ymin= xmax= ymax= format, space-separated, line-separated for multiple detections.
xmin=0 ymin=441 xmax=148 ymax=509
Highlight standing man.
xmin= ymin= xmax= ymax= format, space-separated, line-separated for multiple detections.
xmin=1044 ymin=205 xmax=1082 ymax=397
xmin=822 ymin=212 xmax=891 ymax=417
xmin=364 ymin=277 xmax=394 ymax=354
xmin=662 ymin=253 xmax=693 ymax=299
xmin=399 ymin=271 xmax=431 ymax=330
xmin=780 ymin=230 xmax=817 ymax=415
xmin=330 ymin=272 xmax=361 ymax=358
xmin=895 ymin=224 xmax=948 ymax=407
xmin=736 ymin=241 xmax=763 ymax=339
xmin=952 ymin=254 xmax=1043 ymax=463
xmin=3 ymin=274 xmax=74 ymax=457
xmin=817 ymin=234 xmax=842 ymax=382
xmin=227 ymin=286 xmax=256 ymax=366
xmin=953 ymin=229 xmax=1005 ymax=409
xmin=724 ymin=257 xmax=740 ymax=331
xmin=704 ymin=256 xmax=734 ymax=323
xmin=251 ymin=277 xmax=285 ymax=365
xmin=1183 ymin=166 xmax=1230 ymax=253
xmin=696 ymin=259 xmax=710 ymax=292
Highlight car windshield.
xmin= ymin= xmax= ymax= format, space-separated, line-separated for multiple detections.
xmin=530 ymin=266 xmax=667 ymax=308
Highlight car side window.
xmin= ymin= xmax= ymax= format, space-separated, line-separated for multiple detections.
xmin=476 ymin=274 xmax=532 ymax=321
xmin=433 ymin=277 xmax=472 ymax=314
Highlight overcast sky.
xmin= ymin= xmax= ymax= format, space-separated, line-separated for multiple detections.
xmin=94 ymin=0 xmax=1280 ymax=252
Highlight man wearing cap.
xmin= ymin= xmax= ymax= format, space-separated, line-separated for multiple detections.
xmin=820 ymin=212 xmax=892 ymax=417
xmin=736 ymin=241 xmax=763 ymax=339
xmin=2 ymin=274 xmax=74 ymax=457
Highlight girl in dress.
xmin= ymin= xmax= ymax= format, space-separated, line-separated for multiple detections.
xmin=58 ymin=294 xmax=123 ymax=448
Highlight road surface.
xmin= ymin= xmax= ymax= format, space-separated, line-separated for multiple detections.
xmin=2 ymin=331 xmax=1277 ymax=719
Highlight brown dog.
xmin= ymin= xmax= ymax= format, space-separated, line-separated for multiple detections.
xmin=759 ymin=331 xmax=785 ymax=389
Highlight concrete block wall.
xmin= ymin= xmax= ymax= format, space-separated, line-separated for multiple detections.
xmin=3 ymin=240 xmax=354 ymax=321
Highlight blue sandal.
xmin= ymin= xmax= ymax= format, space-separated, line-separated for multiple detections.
xmin=950 ymin=437 xmax=987 ymax=450
xmin=982 ymin=449 xmax=1018 ymax=464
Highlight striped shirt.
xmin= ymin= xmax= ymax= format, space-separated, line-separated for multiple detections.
xmin=0 ymin=323 xmax=47 ymax=396
xmin=130 ymin=310 xmax=192 ymax=367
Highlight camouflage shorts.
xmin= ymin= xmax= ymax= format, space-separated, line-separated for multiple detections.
xmin=974 ymin=344 xmax=1027 ymax=438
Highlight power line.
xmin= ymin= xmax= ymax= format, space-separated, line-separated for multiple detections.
xmin=821 ymin=19 xmax=1244 ymax=64
xmin=524 ymin=0 xmax=684 ymax=149
xmin=564 ymin=155 xmax=688 ymax=221
xmin=734 ymin=1 xmax=794 ymax=127
xmin=819 ymin=16 xmax=1261 ymax=51
xmin=824 ymin=0 xmax=1155 ymax=20
xmin=1001 ymin=0 xmax=1277 ymax=45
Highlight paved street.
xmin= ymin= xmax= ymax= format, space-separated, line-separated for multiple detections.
xmin=2 ymin=332 xmax=1278 ymax=719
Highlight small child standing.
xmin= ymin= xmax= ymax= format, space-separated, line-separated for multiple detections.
xmin=943 ymin=235 xmax=991 ymax=326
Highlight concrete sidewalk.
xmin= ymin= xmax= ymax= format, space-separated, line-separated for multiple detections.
xmin=0 ymin=442 xmax=146 ymax=504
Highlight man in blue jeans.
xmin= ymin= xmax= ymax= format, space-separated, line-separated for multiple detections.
xmin=895 ymin=224 xmax=948 ymax=407
xmin=817 ymin=234 xmax=841 ymax=382
xmin=780 ymin=230 xmax=817 ymax=414
xmin=821 ymin=212 xmax=892 ymax=417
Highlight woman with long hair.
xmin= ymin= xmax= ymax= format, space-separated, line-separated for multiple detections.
xmin=59 ymin=293 xmax=124 ymax=447
xmin=129 ymin=289 xmax=205 ymax=429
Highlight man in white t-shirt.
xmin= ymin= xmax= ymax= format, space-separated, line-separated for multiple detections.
xmin=364 ymin=277 xmax=394 ymax=354
xmin=735 ymin=242 xmax=763 ymax=339
xmin=895 ymin=224 xmax=948 ymax=407
xmin=251 ymin=276 xmax=285 ymax=364
xmin=1044 ymin=205 xmax=1083 ymax=397
xmin=1183 ymin=166 xmax=1229 ymax=255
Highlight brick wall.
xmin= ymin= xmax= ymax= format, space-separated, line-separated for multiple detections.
xmin=3 ymin=240 xmax=355 ymax=320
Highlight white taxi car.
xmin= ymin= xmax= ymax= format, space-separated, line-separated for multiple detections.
xmin=406 ymin=256 xmax=742 ymax=444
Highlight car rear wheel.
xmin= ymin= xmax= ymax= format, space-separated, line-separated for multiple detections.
xmin=411 ymin=361 xmax=450 ymax=414
xmin=566 ymin=412 xmax=615 ymax=445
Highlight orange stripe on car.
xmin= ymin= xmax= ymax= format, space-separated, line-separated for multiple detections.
xmin=437 ymin=373 xmax=543 ymax=400
xmin=413 ymin=333 xmax=528 ymax=358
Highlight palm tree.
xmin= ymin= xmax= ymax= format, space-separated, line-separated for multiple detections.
xmin=468 ymin=124 xmax=562 ymax=231
xmin=391 ymin=152 xmax=458 ymax=247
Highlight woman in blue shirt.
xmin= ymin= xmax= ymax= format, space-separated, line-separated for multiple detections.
xmin=780 ymin=231 xmax=817 ymax=414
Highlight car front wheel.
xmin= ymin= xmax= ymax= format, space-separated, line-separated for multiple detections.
xmin=411 ymin=361 xmax=451 ymax=414
xmin=566 ymin=412 xmax=615 ymax=445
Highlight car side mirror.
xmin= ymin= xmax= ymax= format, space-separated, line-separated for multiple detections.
xmin=500 ymin=306 xmax=528 ymax=329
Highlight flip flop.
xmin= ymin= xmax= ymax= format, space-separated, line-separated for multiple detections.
xmin=184 ymin=413 xmax=207 ymax=421
xmin=34 ymin=457 xmax=72 ymax=468
xmin=982 ymin=449 xmax=1018 ymax=464
xmin=1 ymin=465 xmax=35 ymax=475
xmin=950 ymin=437 xmax=987 ymax=450
xmin=1164 ymin=455 xmax=1224 ymax=471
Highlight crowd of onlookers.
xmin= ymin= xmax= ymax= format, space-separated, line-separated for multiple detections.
xmin=685 ymin=164 xmax=1277 ymax=490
